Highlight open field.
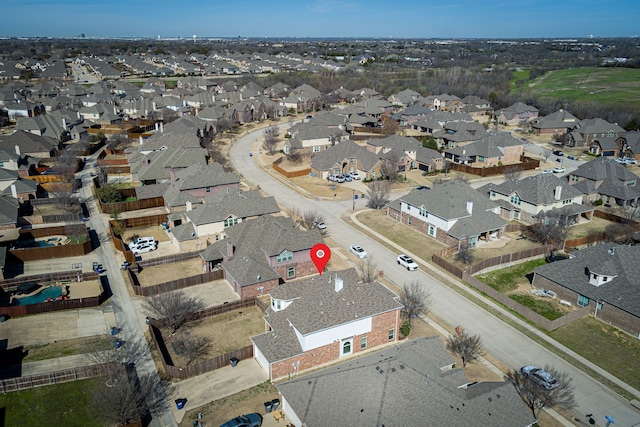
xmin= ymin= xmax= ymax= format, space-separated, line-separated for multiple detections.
xmin=525 ymin=67 xmax=640 ymax=105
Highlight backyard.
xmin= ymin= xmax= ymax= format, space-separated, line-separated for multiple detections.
xmin=159 ymin=307 xmax=265 ymax=367
xmin=135 ymin=258 xmax=203 ymax=287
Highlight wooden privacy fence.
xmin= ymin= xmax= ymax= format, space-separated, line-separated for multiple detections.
xmin=99 ymin=196 xmax=164 ymax=214
xmin=0 ymin=270 xmax=99 ymax=291
xmin=462 ymin=272 xmax=590 ymax=331
xmin=272 ymin=157 xmax=311 ymax=178
xmin=466 ymin=245 xmax=556 ymax=276
xmin=129 ymin=270 xmax=224 ymax=297
xmin=0 ymin=364 xmax=107 ymax=393
xmin=9 ymin=240 xmax=92 ymax=262
xmin=136 ymin=251 xmax=202 ymax=269
xmin=448 ymin=156 xmax=540 ymax=177
xmin=148 ymin=298 xmax=266 ymax=379
xmin=0 ymin=293 xmax=108 ymax=318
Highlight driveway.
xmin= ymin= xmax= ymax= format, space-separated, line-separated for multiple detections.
xmin=230 ymin=127 xmax=640 ymax=426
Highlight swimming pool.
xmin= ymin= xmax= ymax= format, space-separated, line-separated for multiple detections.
xmin=14 ymin=286 xmax=62 ymax=305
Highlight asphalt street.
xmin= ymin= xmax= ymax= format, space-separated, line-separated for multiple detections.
xmin=231 ymin=127 xmax=640 ymax=426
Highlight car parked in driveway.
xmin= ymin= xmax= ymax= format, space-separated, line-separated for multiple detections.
xmin=521 ymin=365 xmax=558 ymax=390
xmin=350 ymin=244 xmax=368 ymax=258
xmin=128 ymin=237 xmax=156 ymax=249
xmin=131 ymin=242 xmax=156 ymax=255
xmin=553 ymin=167 xmax=566 ymax=174
xmin=397 ymin=254 xmax=418 ymax=271
xmin=341 ymin=174 xmax=353 ymax=182
xmin=327 ymin=174 xmax=345 ymax=183
xmin=220 ymin=413 xmax=263 ymax=427
xmin=541 ymin=169 xmax=553 ymax=175
xmin=349 ymin=172 xmax=361 ymax=180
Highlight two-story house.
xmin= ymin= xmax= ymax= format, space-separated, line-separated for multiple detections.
xmin=567 ymin=118 xmax=626 ymax=148
xmin=482 ymin=174 xmax=592 ymax=224
xmin=495 ymin=102 xmax=539 ymax=126
xmin=387 ymin=180 xmax=507 ymax=248
xmin=251 ymin=268 xmax=403 ymax=381
xmin=310 ymin=139 xmax=381 ymax=180
xmin=568 ymin=157 xmax=640 ymax=207
xmin=443 ymin=132 xmax=523 ymax=166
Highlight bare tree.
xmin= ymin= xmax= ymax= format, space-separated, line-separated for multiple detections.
xmin=507 ymin=366 xmax=576 ymax=418
xmin=142 ymin=291 xmax=206 ymax=335
xmin=92 ymin=367 xmax=174 ymax=426
xmin=286 ymin=147 xmax=302 ymax=164
xmin=382 ymin=117 xmax=399 ymax=136
xmin=47 ymin=181 xmax=81 ymax=213
xmin=503 ymin=165 xmax=523 ymax=183
xmin=358 ymin=256 xmax=378 ymax=284
xmin=380 ymin=151 xmax=401 ymax=182
xmin=541 ymin=149 xmax=553 ymax=163
xmin=288 ymin=206 xmax=303 ymax=226
xmin=398 ymin=280 xmax=432 ymax=327
xmin=529 ymin=211 xmax=569 ymax=245
xmin=455 ymin=240 xmax=475 ymax=265
xmin=366 ymin=180 xmax=391 ymax=209
xmin=262 ymin=125 xmax=280 ymax=155
xmin=446 ymin=326 xmax=485 ymax=367
xmin=179 ymin=331 xmax=213 ymax=367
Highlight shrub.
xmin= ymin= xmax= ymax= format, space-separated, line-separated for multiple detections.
xmin=400 ymin=320 xmax=411 ymax=337
xmin=593 ymin=199 xmax=603 ymax=206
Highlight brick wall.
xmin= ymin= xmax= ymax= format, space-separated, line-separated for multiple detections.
xmin=387 ymin=206 xmax=457 ymax=247
xmin=240 ymin=278 xmax=280 ymax=299
xmin=533 ymin=275 xmax=640 ymax=337
xmin=270 ymin=309 xmax=400 ymax=381
xmin=273 ymin=260 xmax=317 ymax=282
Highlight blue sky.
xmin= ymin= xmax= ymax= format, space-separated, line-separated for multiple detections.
xmin=3 ymin=0 xmax=639 ymax=39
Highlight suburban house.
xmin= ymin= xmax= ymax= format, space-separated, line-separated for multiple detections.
xmin=284 ymin=123 xmax=349 ymax=155
xmin=251 ymin=268 xmax=403 ymax=381
xmin=433 ymin=120 xmax=489 ymax=148
xmin=310 ymin=139 xmax=381 ymax=180
xmin=533 ymin=243 xmax=640 ymax=337
xmin=615 ymin=131 xmax=640 ymax=160
xmin=200 ymin=215 xmax=322 ymax=298
xmin=161 ymin=162 xmax=240 ymax=212
xmin=588 ymin=136 xmax=621 ymax=158
xmin=130 ymin=146 xmax=208 ymax=186
xmin=481 ymin=174 xmax=592 ymax=224
xmin=567 ymin=118 xmax=626 ymax=148
xmin=168 ymin=189 xmax=280 ymax=252
xmin=0 ymin=130 xmax=59 ymax=159
xmin=387 ymin=180 xmax=507 ymax=248
xmin=423 ymin=94 xmax=461 ymax=111
xmin=390 ymin=104 xmax=431 ymax=127
xmin=459 ymin=95 xmax=492 ymax=118
xmin=387 ymin=88 xmax=421 ymax=107
xmin=531 ymin=109 xmax=578 ymax=135
xmin=443 ymin=132 xmax=524 ymax=166
xmin=411 ymin=110 xmax=474 ymax=135
xmin=366 ymin=135 xmax=443 ymax=173
xmin=276 ymin=336 xmax=537 ymax=427
xmin=495 ymin=102 xmax=539 ymax=126
xmin=567 ymin=157 xmax=640 ymax=206
xmin=0 ymin=195 xmax=20 ymax=242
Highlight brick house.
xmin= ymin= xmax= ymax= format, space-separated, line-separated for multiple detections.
xmin=532 ymin=243 xmax=640 ymax=337
xmin=567 ymin=157 xmax=640 ymax=207
xmin=495 ymin=102 xmax=539 ymax=126
xmin=443 ymin=132 xmax=523 ymax=166
xmin=387 ymin=180 xmax=506 ymax=249
xmin=310 ymin=139 xmax=382 ymax=180
xmin=531 ymin=109 xmax=578 ymax=135
xmin=567 ymin=118 xmax=626 ymax=148
xmin=200 ymin=215 xmax=322 ymax=298
xmin=251 ymin=268 xmax=403 ymax=381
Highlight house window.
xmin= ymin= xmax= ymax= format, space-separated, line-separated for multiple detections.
xmin=407 ymin=217 xmax=411 ymax=225
xmin=478 ymin=155 xmax=485 ymax=162
xmin=577 ymin=294 xmax=590 ymax=307
xmin=514 ymin=211 xmax=520 ymax=219
xmin=419 ymin=207 xmax=428 ymax=218
xmin=510 ymin=196 xmax=521 ymax=205
xmin=276 ymin=250 xmax=293 ymax=263
xmin=223 ymin=217 xmax=238 ymax=227
xmin=205 ymin=187 xmax=211 ymax=193
xmin=597 ymin=302 xmax=603 ymax=311
xmin=428 ymin=225 xmax=435 ymax=237
xmin=360 ymin=337 xmax=367 ymax=349
xmin=313 ymin=146 xmax=320 ymax=153
xmin=388 ymin=329 xmax=395 ymax=340
xmin=287 ymin=267 xmax=295 ymax=279
xmin=342 ymin=340 xmax=352 ymax=355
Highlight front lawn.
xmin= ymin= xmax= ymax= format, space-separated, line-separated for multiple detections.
xmin=550 ymin=317 xmax=640 ymax=391
xmin=509 ymin=294 xmax=564 ymax=320
xmin=0 ymin=378 xmax=104 ymax=427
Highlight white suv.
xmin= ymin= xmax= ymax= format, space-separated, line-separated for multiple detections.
xmin=131 ymin=243 xmax=156 ymax=255
xmin=129 ymin=236 xmax=156 ymax=249
xmin=397 ymin=254 xmax=418 ymax=271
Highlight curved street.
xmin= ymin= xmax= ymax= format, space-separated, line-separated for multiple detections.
xmin=230 ymin=125 xmax=640 ymax=426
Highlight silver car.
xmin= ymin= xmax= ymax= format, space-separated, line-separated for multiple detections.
xmin=521 ymin=365 xmax=558 ymax=390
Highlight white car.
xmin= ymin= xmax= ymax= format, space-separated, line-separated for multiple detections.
xmin=541 ymin=169 xmax=553 ymax=175
xmin=350 ymin=244 xmax=368 ymax=258
xmin=131 ymin=242 xmax=156 ymax=255
xmin=313 ymin=221 xmax=327 ymax=230
xmin=349 ymin=172 xmax=361 ymax=180
xmin=397 ymin=254 xmax=418 ymax=271
xmin=623 ymin=157 xmax=638 ymax=165
xmin=128 ymin=236 xmax=156 ymax=249
xmin=553 ymin=167 xmax=566 ymax=174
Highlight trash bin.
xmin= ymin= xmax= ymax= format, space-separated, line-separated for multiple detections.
xmin=175 ymin=398 xmax=186 ymax=410
xmin=271 ymin=399 xmax=280 ymax=410
xmin=111 ymin=326 xmax=118 ymax=336
xmin=230 ymin=357 xmax=239 ymax=367
xmin=114 ymin=340 xmax=122 ymax=349
xmin=264 ymin=401 xmax=272 ymax=413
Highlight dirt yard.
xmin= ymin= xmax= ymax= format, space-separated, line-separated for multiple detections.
xmin=160 ymin=307 xmax=265 ymax=367
xmin=135 ymin=259 xmax=203 ymax=287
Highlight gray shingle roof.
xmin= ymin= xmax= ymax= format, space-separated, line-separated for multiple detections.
xmin=310 ymin=140 xmax=380 ymax=172
xmin=186 ymin=189 xmax=279 ymax=226
xmin=276 ymin=336 xmax=536 ymax=427
xmin=487 ymin=174 xmax=583 ymax=206
xmin=173 ymin=162 xmax=240 ymax=191
xmin=534 ymin=243 xmax=640 ymax=317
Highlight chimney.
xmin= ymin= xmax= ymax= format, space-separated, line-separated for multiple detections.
xmin=186 ymin=200 xmax=192 ymax=211
xmin=554 ymin=185 xmax=562 ymax=201
xmin=10 ymin=184 xmax=17 ymax=199
xmin=139 ymin=135 xmax=143 ymax=145
xmin=62 ymin=118 xmax=67 ymax=129
xmin=160 ymin=122 xmax=164 ymax=133
xmin=155 ymin=122 xmax=159 ymax=131
xmin=334 ymin=275 xmax=343 ymax=293
xmin=15 ymin=145 xmax=20 ymax=156
xmin=466 ymin=200 xmax=473 ymax=215
xmin=169 ymin=170 xmax=176 ymax=187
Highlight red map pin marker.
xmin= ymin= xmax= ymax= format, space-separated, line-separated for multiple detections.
xmin=310 ymin=243 xmax=331 ymax=275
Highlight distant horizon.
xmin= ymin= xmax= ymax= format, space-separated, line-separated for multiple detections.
xmin=3 ymin=0 xmax=639 ymax=40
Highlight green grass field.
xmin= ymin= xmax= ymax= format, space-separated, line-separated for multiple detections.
xmin=0 ymin=378 xmax=104 ymax=427
xmin=519 ymin=67 xmax=640 ymax=105
xmin=476 ymin=258 xmax=546 ymax=293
